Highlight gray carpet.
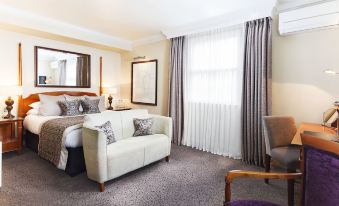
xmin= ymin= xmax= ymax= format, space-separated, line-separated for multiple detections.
xmin=0 ymin=145 xmax=296 ymax=206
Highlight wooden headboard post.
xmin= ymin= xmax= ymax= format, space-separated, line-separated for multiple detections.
xmin=99 ymin=56 xmax=103 ymax=96
xmin=17 ymin=42 xmax=23 ymax=118
xmin=19 ymin=91 xmax=97 ymax=118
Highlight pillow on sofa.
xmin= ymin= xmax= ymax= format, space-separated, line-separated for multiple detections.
xmin=81 ymin=97 xmax=101 ymax=114
xmin=38 ymin=94 xmax=66 ymax=116
xmin=95 ymin=121 xmax=116 ymax=144
xmin=58 ymin=99 xmax=82 ymax=116
xmin=133 ymin=118 xmax=153 ymax=136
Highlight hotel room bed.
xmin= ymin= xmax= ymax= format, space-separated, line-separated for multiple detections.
xmin=20 ymin=91 xmax=100 ymax=176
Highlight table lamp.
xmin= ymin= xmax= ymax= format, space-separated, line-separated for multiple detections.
xmin=102 ymin=87 xmax=117 ymax=110
xmin=0 ymin=85 xmax=23 ymax=119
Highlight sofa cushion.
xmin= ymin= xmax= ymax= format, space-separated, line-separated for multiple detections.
xmin=106 ymin=140 xmax=144 ymax=179
xmin=121 ymin=109 xmax=149 ymax=138
xmin=83 ymin=111 xmax=123 ymax=140
xmin=138 ymin=134 xmax=170 ymax=165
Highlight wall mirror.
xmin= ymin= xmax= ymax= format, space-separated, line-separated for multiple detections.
xmin=35 ymin=46 xmax=91 ymax=88
xmin=131 ymin=59 xmax=157 ymax=105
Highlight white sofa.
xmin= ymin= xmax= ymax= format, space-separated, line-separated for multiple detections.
xmin=82 ymin=109 xmax=172 ymax=192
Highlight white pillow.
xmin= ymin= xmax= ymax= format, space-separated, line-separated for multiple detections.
xmin=38 ymin=94 xmax=66 ymax=116
xmin=27 ymin=108 xmax=39 ymax=115
xmin=29 ymin=102 xmax=41 ymax=109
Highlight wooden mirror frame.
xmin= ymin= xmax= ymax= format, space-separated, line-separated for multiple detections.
xmin=34 ymin=46 xmax=91 ymax=88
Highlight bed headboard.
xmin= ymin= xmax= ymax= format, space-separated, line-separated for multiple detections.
xmin=18 ymin=91 xmax=97 ymax=118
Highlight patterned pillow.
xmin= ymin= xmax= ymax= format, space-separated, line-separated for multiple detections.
xmin=95 ymin=121 xmax=116 ymax=145
xmin=133 ymin=118 xmax=153 ymax=136
xmin=57 ymin=99 xmax=82 ymax=116
xmin=81 ymin=97 xmax=100 ymax=114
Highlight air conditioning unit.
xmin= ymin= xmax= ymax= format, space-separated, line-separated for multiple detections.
xmin=279 ymin=0 xmax=339 ymax=35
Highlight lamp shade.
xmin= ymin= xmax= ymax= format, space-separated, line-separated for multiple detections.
xmin=102 ymin=87 xmax=117 ymax=95
xmin=0 ymin=85 xmax=23 ymax=96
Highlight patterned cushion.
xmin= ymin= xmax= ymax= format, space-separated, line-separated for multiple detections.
xmin=133 ymin=118 xmax=153 ymax=136
xmin=95 ymin=121 xmax=116 ymax=145
xmin=81 ymin=97 xmax=101 ymax=114
xmin=57 ymin=99 xmax=81 ymax=116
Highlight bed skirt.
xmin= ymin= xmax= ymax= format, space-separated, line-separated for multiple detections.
xmin=24 ymin=130 xmax=86 ymax=177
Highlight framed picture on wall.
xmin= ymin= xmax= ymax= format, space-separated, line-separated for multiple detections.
xmin=131 ymin=59 xmax=158 ymax=105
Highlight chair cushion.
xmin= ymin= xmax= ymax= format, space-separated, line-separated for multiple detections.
xmin=271 ymin=146 xmax=300 ymax=170
xmin=225 ymin=200 xmax=280 ymax=206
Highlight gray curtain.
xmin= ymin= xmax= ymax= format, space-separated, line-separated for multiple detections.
xmin=242 ymin=17 xmax=272 ymax=166
xmin=169 ymin=36 xmax=185 ymax=145
xmin=76 ymin=57 xmax=89 ymax=86
xmin=58 ymin=60 xmax=67 ymax=85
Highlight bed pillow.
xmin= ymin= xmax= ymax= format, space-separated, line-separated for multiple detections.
xmin=64 ymin=95 xmax=84 ymax=112
xmin=58 ymin=99 xmax=82 ymax=116
xmin=27 ymin=108 xmax=39 ymax=115
xmin=84 ymin=96 xmax=105 ymax=112
xmin=95 ymin=121 xmax=116 ymax=144
xmin=81 ymin=97 xmax=101 ymax=114
xmin=38 ymin=94 xmax=66 ymax=116
xmin=29 ymin=102 xmax=40 ymax=109
xmin=133 ymin=118 xmax=153 ymax=136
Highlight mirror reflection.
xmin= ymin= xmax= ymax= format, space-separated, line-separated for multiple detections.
xmin=35 ymin=46 xmax=91 ymax=87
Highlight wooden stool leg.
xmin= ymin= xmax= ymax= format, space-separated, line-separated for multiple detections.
xmin=264 ymin=154 xmax=271 ymax=184
xmin=99 ymin=183 xmax=105 ymax=192
xmin=287 ymin=169 xmax=296 ymax=206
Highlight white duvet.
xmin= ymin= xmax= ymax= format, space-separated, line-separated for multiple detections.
xmin=23 ymin=114 xmax=83 ymax=148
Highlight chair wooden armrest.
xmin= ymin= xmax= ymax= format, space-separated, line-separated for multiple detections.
xmin=225 ymin=170 xmax=302 ymax=203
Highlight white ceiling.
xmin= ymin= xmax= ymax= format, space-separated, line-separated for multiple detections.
xmin=0 ymin=0 xmax=278 ymax=50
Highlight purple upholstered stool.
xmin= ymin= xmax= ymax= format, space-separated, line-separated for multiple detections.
xmin=224 ymin=200 xmax=279 ymax=206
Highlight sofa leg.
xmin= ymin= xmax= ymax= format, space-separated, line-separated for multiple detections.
xmin=98 ymin=183 xmax=105 ymax=192
xmin=165 ymin=156 xmax=170 ymax=162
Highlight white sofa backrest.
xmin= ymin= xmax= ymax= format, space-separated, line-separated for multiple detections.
xmin=83 ymin=111 xmax=124 ymax=140
xmin=83 ymin=109 xmax=150 ymax=140
xmin=120 ymin=109 xmax=149 ymax=138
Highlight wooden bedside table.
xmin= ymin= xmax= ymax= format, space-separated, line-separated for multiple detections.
xmin=0 ymin=118 xmax=23 ymax=153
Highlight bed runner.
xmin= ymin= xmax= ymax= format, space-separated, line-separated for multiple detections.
xmin=38 ymin=116 xmax=84 ymax=167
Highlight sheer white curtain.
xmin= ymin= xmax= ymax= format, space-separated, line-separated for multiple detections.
xmin=182 ymin=25 xmax=244 ymax=158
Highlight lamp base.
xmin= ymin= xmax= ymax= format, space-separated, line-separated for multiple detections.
xmin=3 ymin=96 xmax=14 ymax=119
xmin=107 ymin=95 xmax=113 ymax=110
xmin=3 ymin=113 xmax=14 ymax=119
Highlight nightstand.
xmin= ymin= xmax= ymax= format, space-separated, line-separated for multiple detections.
xmin=0 ymin=118 xmax=23 ymax=153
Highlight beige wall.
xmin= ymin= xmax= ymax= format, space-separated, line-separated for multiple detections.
xmin=0 ymin=28 xmax=121 ymax=116
xmin=272 ymin=17 xmax=339 ymax=125
xmin=120 ymin=40 xmax=170 ymax=116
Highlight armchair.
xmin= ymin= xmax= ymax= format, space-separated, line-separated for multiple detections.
xmin=224 ymin=133 xmax=339 ymax=206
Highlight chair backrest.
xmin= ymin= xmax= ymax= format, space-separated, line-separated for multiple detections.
xmin=301 ymin=134 xmax=339 ymax=206
xmin=263 ymin=116 xmax=297 ymax=153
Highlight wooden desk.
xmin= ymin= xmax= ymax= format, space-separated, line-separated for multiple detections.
xmin=292 ymin=122 xmax=337 ymax=145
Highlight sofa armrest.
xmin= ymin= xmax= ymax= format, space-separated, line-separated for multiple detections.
xmin=150 ymin=114 xmax=173 ymax=141
xmin=82 ymin=127 xmax=108 ymax=183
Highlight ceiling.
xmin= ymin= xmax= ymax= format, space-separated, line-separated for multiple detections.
xmin=0 ymin=0 xmax=278 ymax=50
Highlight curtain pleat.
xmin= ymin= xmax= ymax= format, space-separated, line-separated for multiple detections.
xmin=242 ymin=17 xmax=272 ymax=166
xmin=169 ymin=36 xmax=185 ymax=145
xmin=182 ymin=26 xmax=244 ymax=158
